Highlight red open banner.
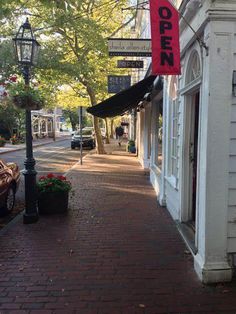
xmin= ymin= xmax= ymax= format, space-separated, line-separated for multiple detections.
xmin=150 ymin=0 xmax=181 ymax=75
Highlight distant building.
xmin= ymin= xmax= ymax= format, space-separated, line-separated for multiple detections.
xmin=31 ymin=108 xmax=63 ymax=139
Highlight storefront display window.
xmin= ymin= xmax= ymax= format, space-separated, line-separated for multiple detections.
xmin=156 ymin=104 xmax=163 ymax=169
xmin=168 ymin=76 xmax=178 ymax=181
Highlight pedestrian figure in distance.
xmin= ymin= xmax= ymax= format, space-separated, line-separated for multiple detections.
xmin=115 ymin=125 xmax=124 ymax=146
xmin=115 ymin=126 xmax=119 ymax=139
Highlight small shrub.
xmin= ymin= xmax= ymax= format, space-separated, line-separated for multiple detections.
xmin=0 ymin=137 xmax=6 ymax=147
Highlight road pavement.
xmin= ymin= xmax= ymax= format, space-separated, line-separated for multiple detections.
xmin=0 ymin=138 xmax=90 ymax=202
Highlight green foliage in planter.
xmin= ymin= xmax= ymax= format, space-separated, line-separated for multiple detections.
xmin=127 ymin=139 xmax=136 ymax=152
xmin=128 ymin=140 xmax=135 ymax=147
xmin=10 ymin=136 xmax=22 ymax=145
xmin=0 ymin=137 xmax=6 ymax=147
xmin=37 ymin=173 xmax=72 ymax=193
xmin=8 ymin=82 xmax=45 ymax=110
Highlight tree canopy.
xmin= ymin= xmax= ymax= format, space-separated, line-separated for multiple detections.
xmin=0 ymin=0 xmax=137 ymax=152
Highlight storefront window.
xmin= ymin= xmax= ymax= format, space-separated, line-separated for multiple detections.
xmin=48 ymin=119 xmax=52 ymax=132
xmin=153 ymin=101 xmax=163 ymax=170
xmin=41 ymin=120 xmax=46 ymax=132
xmin=170 ymin=99 xmax=178 ymax=177
xmin=33 ymin=121 xmax=38 ymax=133
xmin=157 ymin=104 xmax=163 ymax=169
xmin=186 ymin=51 xmax=201 ymax=84
xmin=168 ymin=76 xmax=178 ymax=181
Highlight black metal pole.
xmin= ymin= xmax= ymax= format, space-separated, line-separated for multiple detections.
xmin=22 ymin=66 xmax=39 ymax=224
xmin=79 ymin=106 xmax=83 ymax=165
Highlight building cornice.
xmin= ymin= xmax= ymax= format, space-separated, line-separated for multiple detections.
xmin=207 ymin=9 xmax=236 ymax=21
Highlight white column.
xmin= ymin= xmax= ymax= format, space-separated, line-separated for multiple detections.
xmin=194 ymin=21 xmax=233 ymax=283
xmin=142 ymin=105 xmax=151 ymax=169
xmin=159 ymin=76 xmax=168 ymax=206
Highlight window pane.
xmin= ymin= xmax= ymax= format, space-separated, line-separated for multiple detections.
xmin=168 ymin=77 xmax=178 ymax=179
xmin=155 ymin=107 xmax=163 ymax=169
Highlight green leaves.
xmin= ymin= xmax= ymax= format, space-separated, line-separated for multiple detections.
xmin=37 ymin=174 xmax=72 ymax=193
xmin=0 ymin=0 xmax=132 ymax=112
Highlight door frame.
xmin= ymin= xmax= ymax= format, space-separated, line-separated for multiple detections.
xmin=179 ymin=82 xmax=201 ymax=246
xmin=189 ymin=92 xmax=200 ymax=224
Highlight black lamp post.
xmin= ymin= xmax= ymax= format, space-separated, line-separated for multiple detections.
xmin=13 ymin=18 xmax=40 ymax=224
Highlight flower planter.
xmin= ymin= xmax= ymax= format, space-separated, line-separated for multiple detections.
xmin=38 ymin=191 xmax=69 ymax=215
xmin=129 ymin=145 xmax=136 ymax=153
xmin=12 ymin=95 xmax=43 ymax=110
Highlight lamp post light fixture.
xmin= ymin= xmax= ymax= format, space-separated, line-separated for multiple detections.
xmin=13 ymin=18 xmax=40 ymax=224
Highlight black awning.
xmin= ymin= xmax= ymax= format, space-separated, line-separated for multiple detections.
xmin=87 ymin=75 xmax=157 ymax=118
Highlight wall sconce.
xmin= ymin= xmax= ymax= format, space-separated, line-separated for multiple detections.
xmin=233 ymin=71 xmax=236 ymax=96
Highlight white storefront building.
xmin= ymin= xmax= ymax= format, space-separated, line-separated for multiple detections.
xmin=136 ymin=0 xmax=236 ymax=283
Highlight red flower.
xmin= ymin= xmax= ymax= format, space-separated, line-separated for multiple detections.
xmin=9 ymin=75 xmax=17 ymax=82
xmin=47 ymin=173 xmax=54 ymax=178
xmin=39 ymin=176 xmax=46 ymax=181
xmin=3 ymin=91 xmax=7 ymax=97
xmin=57 ymin=175 xmax=66 ymax=181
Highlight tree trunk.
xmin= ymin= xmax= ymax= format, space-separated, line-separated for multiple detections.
xmin=86 ymin=84 xmax=106 ymax=154
xmin=105 ymin=118 xmax=109 ymax=144
xmin=110 ymin=119 xmax=114 ymax=138
xmin=69 ymin=113 xmax=76 ymax=131
xmin=93 ymin=116 xmax=106 ymax=154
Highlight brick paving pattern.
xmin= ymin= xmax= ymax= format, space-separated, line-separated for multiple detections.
xmin=0 ymin=146 xmax=236 ymax=313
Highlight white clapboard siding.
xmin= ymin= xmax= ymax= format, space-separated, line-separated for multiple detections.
xmin=231 ymin=104 xmax=236 ymax=122
xmin=228 ymin=190 xmax=236 ymax=206
xmin=230 ymin=122 xmax=236 ymax=139
xmin=228 ymin=206 xmax=236 ymax=222
xmin=229 ymin=173 xmax=236 ymax=188
xmin=228 ymin=221 xmax=236 ymax=252
xmin=228 ymin=105 xmax=236 ymax=252
xmin=229 ymin=156 xmax=236 ymax=172
xmin=229 ymin=139 xmax=236 ymax=154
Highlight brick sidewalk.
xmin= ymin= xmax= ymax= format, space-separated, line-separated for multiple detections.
xmin=0 ymin=146 xmax=236 ymax=313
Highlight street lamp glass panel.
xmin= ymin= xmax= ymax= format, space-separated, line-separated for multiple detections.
xmin=22 ymin=27 xmax=32 ymax=39
xmin=20 ymin=40 xmax=33 ymax=64
xmin=32 ymin=41 xmax=40 ymax=66
xmin=13 ymin=18 xmax=40 ymax=66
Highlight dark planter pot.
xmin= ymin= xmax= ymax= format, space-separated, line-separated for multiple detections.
xmin=129 ymin=145 xmax=136 ymax=153
xmin=38 ymin=191 xmax=69 ymax=215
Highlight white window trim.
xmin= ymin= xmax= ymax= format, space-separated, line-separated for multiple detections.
xmin=168 ymin=97 xmax=178 ymax=179
xmin=151 ymin=163 xmax=162 ymax=176
xmin=165 ymin=174 xmax=177 ymax=189
xmin=153 ymin=101 xmax=163 ymax=171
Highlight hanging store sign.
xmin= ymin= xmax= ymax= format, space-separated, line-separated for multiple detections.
xmin=117 ymin=60 xmax=144 ymax=68
xmin=150 ymin=0 xmax=181 ymax=75
xmin=108 ymin=39 xmax=152 ymax=57
xmin=107 ymin=75 xmax=131 ymax=93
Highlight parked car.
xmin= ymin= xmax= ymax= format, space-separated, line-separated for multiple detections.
xmin=0 ymin=160 xmax=20 ymax=214
xmin=71 ymin=129 xmax=95 ymax=149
